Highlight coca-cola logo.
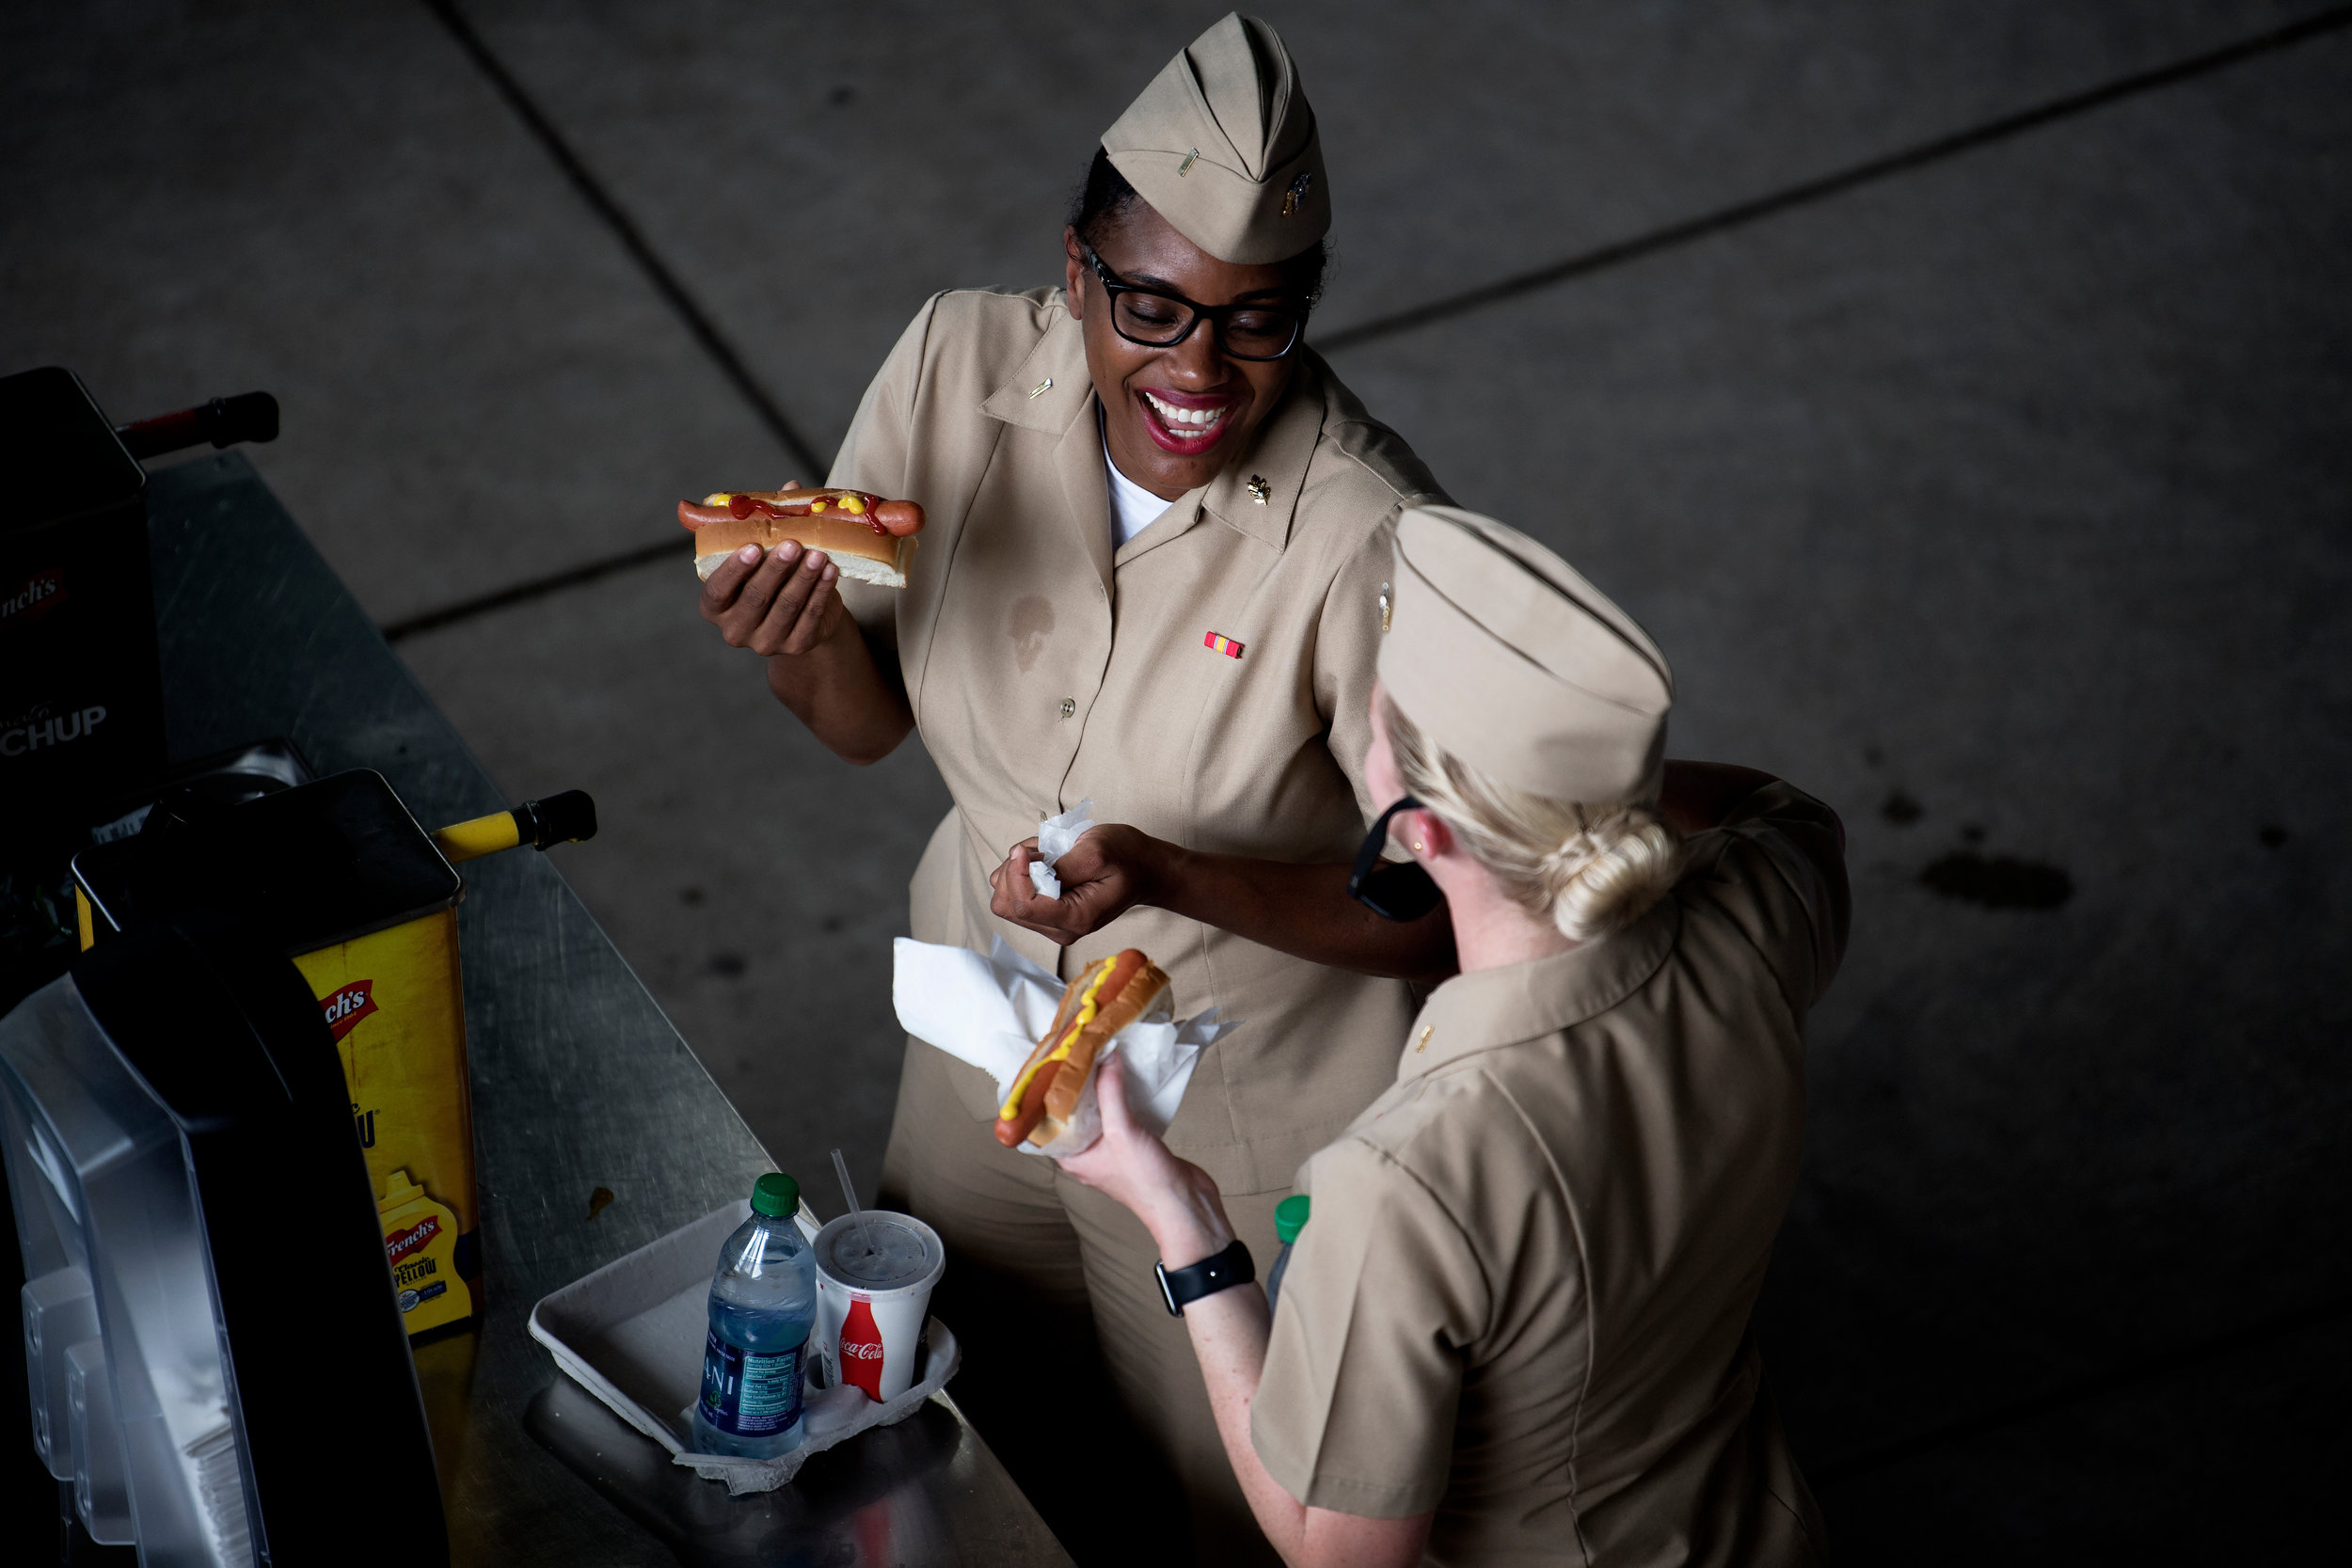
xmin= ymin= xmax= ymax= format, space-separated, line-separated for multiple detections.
xmin=839 ymin=1298 xmax=885 ymax=1399
xmin=385 ymin=1213 xmax=440 ymax=1262
xmin=321 ymin=982 xmax=378 ymax=1042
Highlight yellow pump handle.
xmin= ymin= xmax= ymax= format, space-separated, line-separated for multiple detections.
xmin=431 ymin=812 xmax=522 ymax=863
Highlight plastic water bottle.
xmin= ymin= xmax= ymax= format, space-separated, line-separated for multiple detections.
xmin=691 ymin=1172 xmax=817 ymax=1459
xmin=1264 ymin=1195 xmax=1310 ymax=1313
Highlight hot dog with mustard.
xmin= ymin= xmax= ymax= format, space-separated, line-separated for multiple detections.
xmin=995 ymin=949 xmax=1171 ymax=1150
xmin=679 ymin=484 xmax=925 ymax=588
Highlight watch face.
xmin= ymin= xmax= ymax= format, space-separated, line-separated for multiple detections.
xmin=1155 ymin=1260 xmax=1184 ymax=1317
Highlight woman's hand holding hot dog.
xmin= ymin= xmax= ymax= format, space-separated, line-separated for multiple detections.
xmin=694 ymin=481 xmax=915 ymax=766
xmin=989 ymin=823 xmax=1456 ymax=983
xmin=1057 ymin=1056 xmax=1436 ymax=1568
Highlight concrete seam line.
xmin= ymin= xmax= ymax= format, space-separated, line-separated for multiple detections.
xmin=419 ymin=0 xmax=828 ymax=479
xmin=1315 ymin=2 xmax=2352 ymax=353
xmin=381 ymin=537 xmax=680 ymax=643
xmin=390 ymin=1 xmax=2348 ymax=639
xmin=1808 ymin=1288 xmax=2352 ymax=1487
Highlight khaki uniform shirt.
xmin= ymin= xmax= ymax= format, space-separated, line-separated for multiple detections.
xmin=831 ymin=287 xmax=1449 ymax=1193
xmin=1253 ymin=784 xmax=1847 ymax=1565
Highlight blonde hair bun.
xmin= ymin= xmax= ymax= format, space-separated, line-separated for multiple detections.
xmin=1386 ymin=697 xmax=1682 ymax=942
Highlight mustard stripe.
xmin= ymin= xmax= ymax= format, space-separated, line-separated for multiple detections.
xmin=1000 ymin=958 xmax=1116 ymax=1121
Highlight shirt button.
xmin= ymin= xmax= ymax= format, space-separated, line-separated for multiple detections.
xmin=1059 ymin=698 xmax=1076 ymax=720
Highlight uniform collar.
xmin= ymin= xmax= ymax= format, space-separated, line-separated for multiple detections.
xmin=981 ymin=302 xmax=1329 ymax=562
xmin=1396 ymin=895 xmax=1681 ymax=1082
xmin=1196 ymin=352 xmax=1325 ymax=554
xmin=979 ymin=298 xmax=1093 ymax=434
xmin=977 ymin=306 xmax=1117 ymax=593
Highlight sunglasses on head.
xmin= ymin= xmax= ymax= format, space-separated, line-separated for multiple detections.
xmin=1347 ymin=796 xmax=1445 ymax=923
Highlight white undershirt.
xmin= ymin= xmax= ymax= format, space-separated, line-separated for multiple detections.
xmin=1103 ymin=427 xmax=1174 ymax=548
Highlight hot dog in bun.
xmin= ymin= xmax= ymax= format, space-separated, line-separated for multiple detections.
xmin=995 ymin=948 xmax=1172 ymax=1150
xmin=679 ymin=485 xmax=924 ymax=588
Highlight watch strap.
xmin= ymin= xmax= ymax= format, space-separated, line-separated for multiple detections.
xmin=1155 ymin=1239 xmax=1255 ymax=1317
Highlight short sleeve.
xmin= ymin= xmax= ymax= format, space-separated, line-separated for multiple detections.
xmin=1685 ymin=781 xmax=1850 ymax=1013
xmin=824 ymin=294 xmax=943 ymax=652
xmin=1250 ymin=1134 xmax=1479 ymax=1517
xmin=1312 ymin=509 xmax=1403 ymax=828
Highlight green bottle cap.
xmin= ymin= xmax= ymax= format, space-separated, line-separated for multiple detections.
xmin=752 ymin=1172 xmax=800 ymax=1218
xmin=1274 ymin=1194 xmax=1311 ymax=1243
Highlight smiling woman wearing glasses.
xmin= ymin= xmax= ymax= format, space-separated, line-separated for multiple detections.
xmin=697 ymin=17 xmax=1454 ymax=1563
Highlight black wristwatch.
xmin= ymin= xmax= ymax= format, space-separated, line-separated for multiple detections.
xmin=1155 ymin=1239 xmax=1255 ymax=1317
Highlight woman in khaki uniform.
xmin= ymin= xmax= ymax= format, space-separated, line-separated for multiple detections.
xmin=1061 ymin=507 xmax=1849 ymax=1566
xmin=697 ymin=16 xmax=1452 ymax=1562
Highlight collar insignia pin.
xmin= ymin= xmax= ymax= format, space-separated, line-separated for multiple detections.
xmin=1178 ymin=149 xmax=1200 ymax=177
xmin=1247 ymin=474 xmax=1270 ymax=504
xmin=1028 ymin=377 xmax=1052 ymax=399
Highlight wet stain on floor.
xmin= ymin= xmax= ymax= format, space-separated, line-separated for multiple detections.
xmin=1920 ymin=851 xmax=2074 ymax=910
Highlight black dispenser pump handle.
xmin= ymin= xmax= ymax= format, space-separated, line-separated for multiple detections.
xmin=115 ymin=391 xmax=280 ymax=460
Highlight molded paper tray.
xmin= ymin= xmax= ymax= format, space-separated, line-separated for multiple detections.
xmin=530 ymin=1199 xmax=959 ymax=1495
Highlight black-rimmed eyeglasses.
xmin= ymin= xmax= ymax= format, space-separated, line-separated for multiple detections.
xmin=1347 ymin=797 xmax=1446 ymax=922
xmin=1081 ymin=243 xmax=1307 ymax=362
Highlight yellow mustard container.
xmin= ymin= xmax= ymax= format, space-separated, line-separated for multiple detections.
xmin=374 ymin=1167 xmax=472 ymax=1335
xmin=72 ymin=769 xmax=595 ymax=1340
xmin=294 ymin=913 xmax=479 ymax=1338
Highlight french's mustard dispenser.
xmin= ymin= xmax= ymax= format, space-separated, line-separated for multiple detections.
xmin=70 ymin=769 xmax=595 ymax=1338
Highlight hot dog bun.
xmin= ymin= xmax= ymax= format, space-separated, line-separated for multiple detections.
xmin=679 ymin=488 xmax=923 ymax=588
xmin=993 ymin=949 xmax=1172 ymax=1150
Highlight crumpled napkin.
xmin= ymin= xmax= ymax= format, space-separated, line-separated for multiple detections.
xmin=1027 ymin=798 xmax=1093 ymax=899
xmin=893 ymin=935 xmax=1238 ymax=1156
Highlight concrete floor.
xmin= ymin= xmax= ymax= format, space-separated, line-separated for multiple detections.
xmin=7 ymin=2 xmax=2348 ymax=1559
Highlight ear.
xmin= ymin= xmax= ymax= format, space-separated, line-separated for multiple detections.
xmin=1407 ymin=809 xmax=1454 ymax=862
xmin=1062 ymin=228 xmax=1089 ymax=321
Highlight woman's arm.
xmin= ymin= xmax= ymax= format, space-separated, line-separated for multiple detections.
xmin=703 ymin=297 xmax=933 ymax=765
xmin=699 ymin=534 xmax=914 ymax=766
xmin=988 ymin=827 xmax=1455 ymax=983
xmin=1657 ymin=760 xmax=1779 ymax=836
xmin=1057 ymin=1060 xmax=1436 ymax=1568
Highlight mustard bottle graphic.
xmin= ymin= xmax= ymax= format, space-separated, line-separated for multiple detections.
xmin=378 ymin=1169 xmax=472 ymax=1334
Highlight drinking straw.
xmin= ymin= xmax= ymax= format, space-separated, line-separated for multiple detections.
xmin=832 ymin=1148 xmax=878 ymax=1259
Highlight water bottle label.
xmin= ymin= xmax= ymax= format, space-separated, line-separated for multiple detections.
xmin=697 ymin=1329 xmax=805 ymax=1435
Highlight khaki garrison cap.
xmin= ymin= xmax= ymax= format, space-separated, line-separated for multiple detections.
xmin=1102 ymin=12 xmax=1328 ymax=265
xmin=1379 ymin=506 xmax=1675 ymax=804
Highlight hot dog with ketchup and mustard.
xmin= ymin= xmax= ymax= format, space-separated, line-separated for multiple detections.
xmin=679 ymin=485 xmax=925 ymax=588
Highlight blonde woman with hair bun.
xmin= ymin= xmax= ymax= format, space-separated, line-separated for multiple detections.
xmin=1060 ymin=507 xmax=1851 ymax=1568
xmin=1376 ymin=690 xmax=1683 ymax=943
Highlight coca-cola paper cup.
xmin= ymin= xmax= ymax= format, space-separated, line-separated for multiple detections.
xmin=811 ymin=1212 xmax=945 ymax=1404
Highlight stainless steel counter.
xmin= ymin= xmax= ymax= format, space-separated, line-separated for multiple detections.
xmin=145 ymin=453 xmax=1068 ymax=1566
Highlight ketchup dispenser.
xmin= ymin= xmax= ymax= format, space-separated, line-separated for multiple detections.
xmin=0 ymin=365 xmax=278 ymax=1018
xmin=0 ymin=365 xmax=278 ymax=828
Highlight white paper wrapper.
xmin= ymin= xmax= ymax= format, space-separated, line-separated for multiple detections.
xmin=892 ymin=936 xmax=1236 ymax=1156
xmin=1027 ymin=797 xmax=1093 ymax=899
